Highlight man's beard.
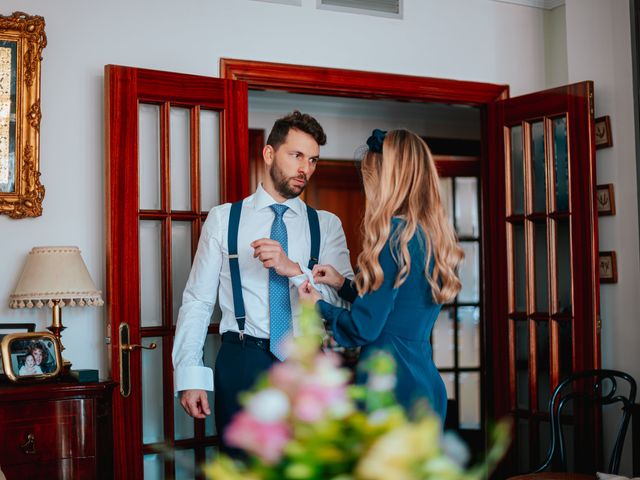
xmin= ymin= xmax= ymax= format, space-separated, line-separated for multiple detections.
xmin=269 ymin=162 xmax=307 ymax=199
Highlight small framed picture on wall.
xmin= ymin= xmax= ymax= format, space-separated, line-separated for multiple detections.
xmin=596 ymin=184 xmax=616 ymax=216
xmin=599 ymin=251 xmax=618 ymax=283
xmin=595 ymin=116 xmax=613 ymax=149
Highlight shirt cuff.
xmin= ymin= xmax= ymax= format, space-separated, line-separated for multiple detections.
xmin=289 ymin=264 xmax=320 ymax=289
xmin=174 ymin=366 xmax=214 ymax=394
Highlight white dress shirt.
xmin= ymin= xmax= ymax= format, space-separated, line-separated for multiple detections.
xmin=172 ymin=185 xmax=354 ymax=392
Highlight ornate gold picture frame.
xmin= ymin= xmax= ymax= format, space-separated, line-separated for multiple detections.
xmin=0 ymin=12 xmax=46 ymax=218
xmin=0 ymin=331 xmax=62 ymax=382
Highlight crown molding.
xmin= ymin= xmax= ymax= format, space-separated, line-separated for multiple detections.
xmin=490 ymin=0 xmax=565 ymax=10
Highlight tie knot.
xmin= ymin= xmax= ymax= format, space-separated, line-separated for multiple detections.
xmin=270 ymin=204 xmax=288 ymax=219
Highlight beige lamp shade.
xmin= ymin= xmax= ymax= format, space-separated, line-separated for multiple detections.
xmin=9 ymin=246 xmax=104 ymax=309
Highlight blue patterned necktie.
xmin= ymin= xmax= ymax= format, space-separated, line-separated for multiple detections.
xmin=269 ymin=204 xmax=292 ymax=361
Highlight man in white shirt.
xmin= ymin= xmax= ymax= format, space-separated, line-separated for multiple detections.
xmin=172 ymin=111 xmax=353 ymax=453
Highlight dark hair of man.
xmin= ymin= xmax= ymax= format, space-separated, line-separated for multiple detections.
xmin=266 ymin=110 xmax=326 ymax=149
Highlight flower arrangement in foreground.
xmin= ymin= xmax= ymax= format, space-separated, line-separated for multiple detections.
xmin=205 ymin=303 xmax=510 ymax=480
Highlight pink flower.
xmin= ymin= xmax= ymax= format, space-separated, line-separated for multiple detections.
xmin=269 ymin=361 xmax=305 ymax=395
xmin=224 ymin=411 xmax=291 ymax=464
xmin=293 ymin=383 xmax=349 ymax=422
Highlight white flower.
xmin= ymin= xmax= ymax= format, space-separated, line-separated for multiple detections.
xmin=246 ymin=388 xmax=290 ymax=423
xmin=368 ymin=373 xmax=396 ymax=392
xmin=441 ymin=430 xmax=470 ymax=468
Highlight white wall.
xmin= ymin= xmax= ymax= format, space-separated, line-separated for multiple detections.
xmin=565 ymin=0 xmax=640 ymax=473
xmin=0 ymin=0 xmax=546 ymax=377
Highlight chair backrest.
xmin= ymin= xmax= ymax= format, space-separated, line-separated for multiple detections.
xmin=535 ymin=369 xmax=636 ymax=475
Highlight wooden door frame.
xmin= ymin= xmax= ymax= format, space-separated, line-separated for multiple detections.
xmin=105 ymin=65 xmax=248 ymax=478
xmin=220 ymin=58 xmax=511 ymax=423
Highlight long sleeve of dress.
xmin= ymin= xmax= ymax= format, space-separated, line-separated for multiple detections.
xmin=317 ymin=237 xmax=399 ymax=347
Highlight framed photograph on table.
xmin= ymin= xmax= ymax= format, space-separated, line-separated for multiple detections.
xmin=0 ymin=331 xmax=61 ymax=382
xmin=598 ymin=251 xmax=618 ymax=284
xmin=0 ymin=323 xmax=35 ymax=375
xmin=595 ymin=116 xmax=613 ymax=149
xmin=596 ymin=184 xmax=616 ymax=216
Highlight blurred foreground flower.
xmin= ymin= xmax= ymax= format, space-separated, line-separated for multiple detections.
xmin=204 ymin=302 xmax=510 ymax=480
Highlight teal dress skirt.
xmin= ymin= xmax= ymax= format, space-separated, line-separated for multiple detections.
xmin=317 ymin=221 xmax=447 ymax=423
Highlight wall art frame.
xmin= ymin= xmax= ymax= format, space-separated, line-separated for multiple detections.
xmin=0 ymin=12 xmax=46 ymax=218
xmin=598 ymin=251 xmax=618 ymax=284
xmin=594 ymin=115 xmax=613 ymax=149
xmin=596 ymin=183 xmax=616 ymax=216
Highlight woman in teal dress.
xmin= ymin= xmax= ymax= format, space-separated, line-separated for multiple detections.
xmin=299 ymin=129 xmax=464 ymax=424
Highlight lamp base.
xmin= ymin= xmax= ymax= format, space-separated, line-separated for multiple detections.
xmin=48 ymin=301 xmax=67 ymax=352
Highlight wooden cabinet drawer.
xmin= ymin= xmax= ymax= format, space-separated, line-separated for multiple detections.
xmin=1 ymin=458 xmax=97 ymax=480
xmin=0 ymin=399 xmax=95 ymax=466
xmin=0 ymin=381 xmax=114 ymax=479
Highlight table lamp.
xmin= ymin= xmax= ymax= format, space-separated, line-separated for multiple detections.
xmin=9 ymin=246 xmax=104 ymax=353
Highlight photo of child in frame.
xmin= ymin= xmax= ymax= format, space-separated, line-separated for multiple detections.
xmin=10 ymin=337 xmax=58 ymax=377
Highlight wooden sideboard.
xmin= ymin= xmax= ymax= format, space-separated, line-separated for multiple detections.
xmin=0 ymin=380 xmax=114 ymax=479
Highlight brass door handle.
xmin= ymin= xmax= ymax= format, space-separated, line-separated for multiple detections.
xmin=121 ymin=342 xmax=157 ymax=352
xmin=20 ymin=433 xmax=36 ymax=454
xmin=118 ymin=322 xmax=157 ymax=397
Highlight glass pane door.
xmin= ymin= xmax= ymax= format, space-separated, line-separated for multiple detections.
xmin=506 ymin=116 xmax=575 ymax=473
xmin=138 ymin=102 xmax=222 ymax=479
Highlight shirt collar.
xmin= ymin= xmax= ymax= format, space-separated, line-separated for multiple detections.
xmin=253 ymin=183 xmax=305 ymax=216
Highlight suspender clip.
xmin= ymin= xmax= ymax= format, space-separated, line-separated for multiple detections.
xmin=238 ymin=330 xmax=244 ymax=341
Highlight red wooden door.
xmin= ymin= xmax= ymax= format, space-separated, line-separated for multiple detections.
xmin=105 ymin=65 xmax=248 ymax=479
xmin=485 ymin=82 xmax=600 ymax=475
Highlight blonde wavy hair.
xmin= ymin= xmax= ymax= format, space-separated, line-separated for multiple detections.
xmin=355 ymin=129 xmax=464 ymax=304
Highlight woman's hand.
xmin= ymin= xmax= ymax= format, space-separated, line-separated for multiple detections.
xmin=312 ymin=264 xmax=345 ymax=289
xmin=298 ymin=280 xmax=322 ymax=304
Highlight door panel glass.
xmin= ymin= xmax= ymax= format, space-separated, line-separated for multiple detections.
xmin=553 ymin=117 xmax=569 ymax=212
xmin=143 ymin=454 xmax=165 ymax=480
xmin=454 ymin=177 xmax=479 ymax=237
xmin=204 ymin=333 xmax=222 ymax=436
xmin=536 ymin=320 xmax=550 ymax=412
xmin=142 ymin=336 xmax=164 ymax=444
xmin=534 ymin=222 xmax=549 ymax=312
xmin=210 ymin=300 xmax=222 ymax=325
xmin=558 ymin=320 xmax=573 ymax=386
xmin=174 ymin=449 xmax=196 ymax=480
xmin=200 ymin=109 xmax=220 ymax=212
xmin=510 ymin=125 xmax=524 ymax=215
xmin=538 ymin=421 xmax=551 ymax=466
xmin=442 ymin=372 xmax=455 ymax=400
xmin=438 ymin=177 xmax=454 ymax=226
xmin=556 ymin=218 xmax=572 ymax=314
xmin=515 ymin=320 xmax=530 ymax=409
xmin=140 ymin=221 xmax=163 ymax=328
xmin=517 ymin=419 xmax=530 ymax=473
xmin=459 ymin=372 xmax=480 ymax=429
xmin=172 ymin=221 xmax=192 ymax=325
xmin=170 ymin=106 xmax=191 ymax=211
xmin=513 ymin=223 xmax=527 ymax=312
xmin=458 ymin=241 xmax=479 ymax=303
xmin=174 ymin=394 xmax=194 ymax=441
xmin=433 ymin=308 xmax=454 ymax=368
xmin=530 ymin=121 xmax=546 ymax=213
xmin=457 ymin=307 xmax=480 ymax=368
xmin=139 ymin=103 xmax=161 ymax=211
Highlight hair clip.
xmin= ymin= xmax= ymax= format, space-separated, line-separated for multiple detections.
xmin=366 ymin=129 xmax=387 ymax=153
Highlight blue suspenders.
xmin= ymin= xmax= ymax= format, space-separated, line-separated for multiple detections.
xmin=227 ymin=200 xmax=320 ymax=337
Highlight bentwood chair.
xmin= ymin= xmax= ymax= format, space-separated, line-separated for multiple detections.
xmin=509 ymin=369 xmax=637 ymax=480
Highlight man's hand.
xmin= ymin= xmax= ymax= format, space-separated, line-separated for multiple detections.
xmin=179 ymin=389 xmax=211 ymax=419
xmin=251 ymin=238 xmax=302 ymax=277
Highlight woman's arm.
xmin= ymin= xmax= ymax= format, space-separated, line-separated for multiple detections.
xmin=316 ymin=238 xmax=399 ymax=348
